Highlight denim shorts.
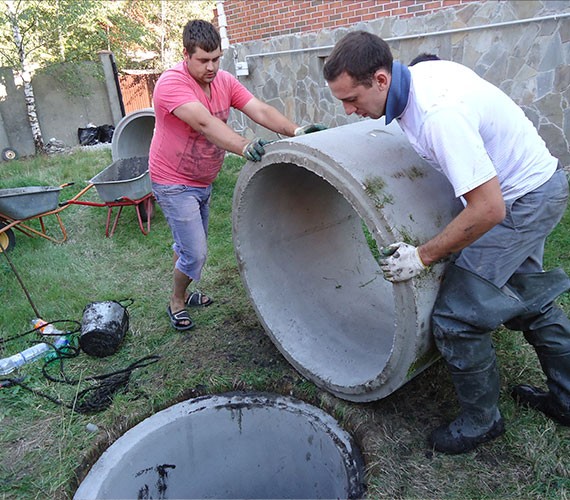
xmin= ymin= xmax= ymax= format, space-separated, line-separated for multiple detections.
xmin=152 ymin=182 xmax=212 ymax=281
xmin=455 ymin=168 xmax=569 ymax=288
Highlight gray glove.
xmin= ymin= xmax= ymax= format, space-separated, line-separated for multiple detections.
xmin=294 ymin=123 xmax=327 ymax=136
xmin=242 ymin=138 xmax=270 ymax=161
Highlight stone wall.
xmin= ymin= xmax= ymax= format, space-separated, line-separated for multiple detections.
xmin=221 ymin=0 xmax=570 ymax=166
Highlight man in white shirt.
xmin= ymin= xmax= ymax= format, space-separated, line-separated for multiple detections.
xmin=324 ymin=31 xmax=570 ymax=454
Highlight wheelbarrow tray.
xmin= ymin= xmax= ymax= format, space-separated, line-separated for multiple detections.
xmin=0 ymin=186 xmax=61 ymax=220
xmin=90 ymin=156 xmax=151 ymax=203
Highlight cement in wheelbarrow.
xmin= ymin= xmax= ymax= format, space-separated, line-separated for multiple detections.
xmin=90 ymin=156 xmax=151 ymax=203
xmin=0 ymin=186 xmax=62 ymax=220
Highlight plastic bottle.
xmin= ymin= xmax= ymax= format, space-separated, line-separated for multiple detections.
xmin=0 ymin=319 xmax=70 ymax=376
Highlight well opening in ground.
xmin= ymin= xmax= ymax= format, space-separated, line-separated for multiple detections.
xmin=74 ymin=392 xmax=365 ymax=500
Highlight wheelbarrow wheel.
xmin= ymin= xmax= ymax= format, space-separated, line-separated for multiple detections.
xmin=139 ymin=198 xmax=155 ymax=223
xmin=0 ymin=222 xmax=15 ymax=252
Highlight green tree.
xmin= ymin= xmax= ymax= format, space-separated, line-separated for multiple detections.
xmin=0 ymin=0 xmax=216 ymax=71
xmin=0 ymin=0 xmax=215 ymax=155
xmin=2 ymin=0 xmax=46 ymax=152
xmin=117 ymin=0 xmax=216 ymax=71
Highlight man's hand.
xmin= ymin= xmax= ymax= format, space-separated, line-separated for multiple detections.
xmin=242 ymin=138 xmax=270 ymax=161
xmin=294 ymin=123 xmax=327 ymax=136
xmin=378 ymin=242 xmax=426 ymax=282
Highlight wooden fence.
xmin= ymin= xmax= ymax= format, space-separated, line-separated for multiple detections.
xmin=118 ymin=72 xmax=160 ymax=114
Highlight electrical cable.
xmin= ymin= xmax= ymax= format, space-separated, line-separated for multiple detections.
xmin=5 ymin=352 xmax=160 ymax=414
xmin=0 ymin=235 xmax=155 ymax=413
xmin=0 ymin=319 xmax=81 ymax=345
xmin=1 ymin=316 xmax=160 ymax=414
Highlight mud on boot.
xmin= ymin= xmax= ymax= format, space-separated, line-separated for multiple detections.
xmin=511 ymin=385 xmax=570 ymax=426
xmin=429 ymin=415 xmax=506 ymax=454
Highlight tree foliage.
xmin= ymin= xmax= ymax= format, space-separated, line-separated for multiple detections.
xmin=0 ymin=0 xmax=216 ymax=72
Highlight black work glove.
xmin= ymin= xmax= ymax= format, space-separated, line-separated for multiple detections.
xmin=294 ymin=123 xmax=327 ymax=135
xmin=242 ymin=138 xmax=270 ymax=161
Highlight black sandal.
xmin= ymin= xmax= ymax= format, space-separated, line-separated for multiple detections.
xmin=167 ymin=305 xmax=195 ymax=331
xmin=185 ymin=290 xmax=213 ymax=308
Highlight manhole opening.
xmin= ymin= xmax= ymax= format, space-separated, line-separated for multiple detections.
xmin=74 ymin=392 xmax=366 ymax=499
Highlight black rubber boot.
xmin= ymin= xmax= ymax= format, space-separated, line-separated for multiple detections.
xmin=429 ymin=418 xmax=505 ymax=455
xmin=428 ymin=265 xmax=526 ymax=454
xmin=511 ymin=384 xmax=570 ymax=426
xmin=428 ymin=358 xmax=506 ymax=454
xmin=430 ymin=265 xmax=570 ymax=453
xmin=504 ymin=273 xmax=570 ymax=426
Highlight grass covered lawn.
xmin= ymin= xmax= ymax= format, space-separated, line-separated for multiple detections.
xmin=0 ymin=148 xmax=568 ymax=499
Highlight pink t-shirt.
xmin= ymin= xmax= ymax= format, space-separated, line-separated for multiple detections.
xmin=149 ymin=62 xmax=253 ymax=187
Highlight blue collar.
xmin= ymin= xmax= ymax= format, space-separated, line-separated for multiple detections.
xmin=385 ymin=61 xmax=411 ymax=124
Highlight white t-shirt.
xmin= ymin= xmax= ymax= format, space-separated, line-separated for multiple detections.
xmin=397 ymin=60 xmax=557 ymax=200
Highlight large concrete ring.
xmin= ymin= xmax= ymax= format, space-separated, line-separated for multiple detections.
xmin=74 ymin=392 xmax=365 ymax=499
xmin=111 ymin=107 xmax=155 ymax=161
xmin=233 ymin=119 xmax=462 ymax=402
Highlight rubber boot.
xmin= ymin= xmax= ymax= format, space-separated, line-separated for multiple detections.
xmin=428 ymin=265 xmax=526 ymax=454
xmin=429 ymin=357 xmax=505 ymax=454
xmin=504 ymin=273 xmax=570 ymax=426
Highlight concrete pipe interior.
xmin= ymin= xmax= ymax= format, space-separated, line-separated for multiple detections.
xmin=74 ymin=392 xmax=365 ymax=500
xmin=111 ymin=108 xmax=155 ymax=161
xmin=233 ymin=120 xmax=461 ymax=402
xmin=237 ymin=163 xmax=395 ymax=390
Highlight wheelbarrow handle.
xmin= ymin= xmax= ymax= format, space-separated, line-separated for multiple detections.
xmin=60 ymin=182 xmax=75 ymax=189
xmin=59 ymin=183 xmax=94 ymax=206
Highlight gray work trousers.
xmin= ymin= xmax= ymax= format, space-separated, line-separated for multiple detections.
xmin=455 ymin=168 xmax=569 ymax=288
xmin=432 ymin=168 xmax=570 ymax=405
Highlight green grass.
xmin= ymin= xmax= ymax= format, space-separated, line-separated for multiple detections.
xmin=0 ymin=149 xmax=569 ymax=499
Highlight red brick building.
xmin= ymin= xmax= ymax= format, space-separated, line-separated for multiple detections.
xmin=219 ymin=0 xmax=480 ymax=44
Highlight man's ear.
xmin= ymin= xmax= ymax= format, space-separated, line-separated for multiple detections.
xmin=373 ymin=69 xmax=390 ymax=90
xmin=183 ymin=48 xmax=189 ymax=60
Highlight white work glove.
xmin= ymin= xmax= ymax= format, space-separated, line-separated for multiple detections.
xmin=378 ymin=242 xmax=426 ymax=282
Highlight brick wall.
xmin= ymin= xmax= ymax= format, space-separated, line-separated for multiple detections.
xmin=219 ymin=0 xmax=481 ymax=44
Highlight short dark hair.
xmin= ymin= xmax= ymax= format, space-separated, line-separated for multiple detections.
xmin=409 ymin=53 xmax=441 ymax=66
xmin=183 ymin=20 xmax=221 ymax=55
xmin=323 ymin=31 xmax=393 ymax=87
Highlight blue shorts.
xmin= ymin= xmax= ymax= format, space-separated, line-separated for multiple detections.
xmin=152 ymin=183 xmax=212 ymax=281
xmin=456 ymin=168 xmax=569 ymax=288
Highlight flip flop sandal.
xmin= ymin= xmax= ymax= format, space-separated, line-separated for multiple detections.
xmin=186 ymin=290 xmax=213 ymax=308
xmin=167 ymin=305 xmax=195 ymax=331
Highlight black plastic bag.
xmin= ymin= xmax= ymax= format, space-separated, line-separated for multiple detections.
xmin=78 ymin=125 xmax=115 ymax=146
xmin=78 ymin=127 xmax=99 ymax=145
xmin=97 ymin=124 xmax=114 ymax=143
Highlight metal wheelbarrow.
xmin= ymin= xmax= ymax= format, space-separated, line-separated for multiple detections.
xmin=0 ymin=183 xmax=93 ymax=252
xmin=65 ymin=156 xmax=155 ymax=238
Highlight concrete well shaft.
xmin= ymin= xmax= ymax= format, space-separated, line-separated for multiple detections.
xmin=74 ymin=393 xmax=365 ymax=499
xmin=232 ymin=119 xmax=462 ymax=402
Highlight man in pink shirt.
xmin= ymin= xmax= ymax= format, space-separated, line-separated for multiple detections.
xmin=150 ymin=20 xmax=324 ymax=331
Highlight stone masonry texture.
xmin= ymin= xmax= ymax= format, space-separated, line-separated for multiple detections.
xmin=219 ymin=0 xmax=570 ymax=167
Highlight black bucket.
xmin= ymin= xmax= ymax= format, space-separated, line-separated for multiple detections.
xmin=80 ymin=300 xmax=130 ymax=357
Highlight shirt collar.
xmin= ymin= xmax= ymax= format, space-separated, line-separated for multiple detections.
xmin=385 ymin=61 xmax=411 ymax=124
